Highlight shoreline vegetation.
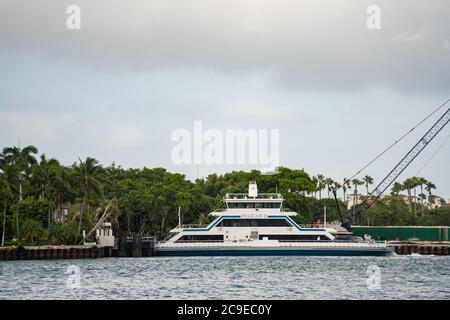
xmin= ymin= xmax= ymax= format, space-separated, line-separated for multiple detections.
xmin=1 ymin=145 xmax=449 ymax=247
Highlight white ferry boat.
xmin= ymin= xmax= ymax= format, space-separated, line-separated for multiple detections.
xmin=155 ymin=182 xmax=393 ymax=257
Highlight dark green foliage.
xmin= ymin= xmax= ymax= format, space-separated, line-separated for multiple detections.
xmin=50 ymin=221 xmax=79 ymax=245
xmin=12 ymin=198 xmax=49 ymax=227
xmin=21 ymin=219 xmax=46 ymax=245
xmin=362 ymin=196 xmax=415 ymax=226
xmin=417 ymin=208 xmax=450 ymax=226
xmin=0 ymin=145 xmax=448 ymax=245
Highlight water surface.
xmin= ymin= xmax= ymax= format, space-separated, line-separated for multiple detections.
xmin=0 ymin=255 xmax=449 ymax=300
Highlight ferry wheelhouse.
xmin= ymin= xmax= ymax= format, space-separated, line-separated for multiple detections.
xmin=155 ymin=182 xmax=392 ymax=256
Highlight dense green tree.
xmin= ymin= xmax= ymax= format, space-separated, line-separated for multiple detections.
xmin=2 ymin=145 xmax=38 ymax=237
xmin=12 ymin=197 xmax=49 ymax=227
xmin=363 ymin=195 xmax=414 ymax=226
xmin=21 ymin=218 xmax=46 ymax=245
xmin=0 ymin=144 xmax=447 ymax=245
xmin=0 ymin=155 xmax=20 ymax=246
xmin=73 ymin=158 xmax=104 ymax=235
xmin=30 ymin=155 xmax=63 ymax=232
xmin=51 ymin=221 xmax=79 ymax=245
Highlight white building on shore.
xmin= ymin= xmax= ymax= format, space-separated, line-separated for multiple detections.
xmin=345 ymin=193 xmax=444 ymax=210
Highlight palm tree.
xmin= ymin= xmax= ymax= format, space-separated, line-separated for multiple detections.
xmin=31 ymin=154 xmax=60 ymax=199
xmin=350 ymin=178 xmax=364 ymax=222
xmin=391 ymin=182 xmax=404 ymax=196
xmin=2 ymin=145 xmax=38 ymax=201
xmin=403 ymin=177 xmax=421 ymax=218
xmin=425 ymin=181 xmax=437 ymax=213
xmin=50 ymin=167 xmax=73 ymax=225
xmin=425 ymin=181 xmax=436 ymax=202
xmin=31 ymin=155 xmax=61 ymax=232
xmin=362 ymin=175 xmax=374 ymax=196
xmin=330 ymin=182 xmax=342 ymax=199
xmin=351 ymin=179 xmax=364 ymax=206
xmin=0 ymin=155 xmax=20 ymax=246
xmin=419 ymin=193 xmax=427 ymax=215
xmin=417 ymin=177 xmax=428 ymax=217
xmin=316 ymin=174 xmax=326 ymax=200
xmin=73 ymin=157 xmax=104 ymax=235
xmin=311 ymin=176 xmax=319 ymax=199
xmin=325 ymin=178 xmax=334 ymax=199
xmin=402 ymin=178 xmax=415 ymax=209
xmin=2 ymin=145 xmax=38 ymax=237
xmin=342 ymin=178 xmax=351 ymax=206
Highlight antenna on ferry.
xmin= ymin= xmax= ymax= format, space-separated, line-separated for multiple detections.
xmin=178 ymin=206 xmax=181 ymax=228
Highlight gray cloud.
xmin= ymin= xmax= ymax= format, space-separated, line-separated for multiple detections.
xmin=0 ymin=1 xmax=449 ymax=198
xmin=1 ymin=0 xmax=449 ymax=93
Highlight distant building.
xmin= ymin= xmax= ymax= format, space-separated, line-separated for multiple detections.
xmin=346 ymin=193 xmax=444 ymax=210
xmin=347 ymin=193 xmax=364 ymax=210
xmin=423 ymin=196 xmax=445 ymax=210
xmin=52 ymin=205 xmax=69 ymax=224
xmin=441 ymin=199 xmax=450 ymax=209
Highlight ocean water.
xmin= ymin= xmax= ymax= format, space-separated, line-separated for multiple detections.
xmin=0 ymin=255 xmax=449 ymax=300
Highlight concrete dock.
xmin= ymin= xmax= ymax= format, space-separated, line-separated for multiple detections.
xmin=389 ymin=241 xmax=450 ymax=255
xmin=0 ymin=236 xmax=156 ymax=261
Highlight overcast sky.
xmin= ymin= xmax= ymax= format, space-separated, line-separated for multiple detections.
xmin=0 ymin=0 xmax=449 ymax=199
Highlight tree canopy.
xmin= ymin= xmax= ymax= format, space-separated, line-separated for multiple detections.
xmin=0 ymin=145 xmax=447 ymax=246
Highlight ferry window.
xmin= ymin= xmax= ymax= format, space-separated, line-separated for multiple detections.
xmin=176 ymin=235 xmax=224 ymax=242
xmin=255 ymin=203 xmax=263 ymax=208
xmin=246 ymin=203 xmax=255 ymax=208
xmin=217 ymin=219 xmax=291 ymax=227
xmin=259 ymin=235 xmax=331 ymax=241
xmin=261 ymin=203 xmax=281 ymax=208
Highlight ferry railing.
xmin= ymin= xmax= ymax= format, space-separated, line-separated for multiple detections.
xmin=178 ymin=224 xmax=208 ymax=229
xmin=276 ymin=240 xmax=386 ymax=244
xmin=173 ymin=240 xmax=225 ymax=244
xmin=225 ymin=193 xmax=283 ymax=200
xmin=168 ymin=240 xmax=386 ymax=245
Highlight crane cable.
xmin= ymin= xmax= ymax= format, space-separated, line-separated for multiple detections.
xmin=416 ymin=129 xmax=450 ymax=176
xmin=349 ymin=98 xmax=450 ymax=180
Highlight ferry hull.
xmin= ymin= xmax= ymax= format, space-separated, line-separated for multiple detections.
xmin=156 ymin=246 xmax=393 ymax=257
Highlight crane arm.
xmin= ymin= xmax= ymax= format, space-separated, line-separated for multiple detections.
xmin=354 ymin=106 xmax=450 ymax=221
